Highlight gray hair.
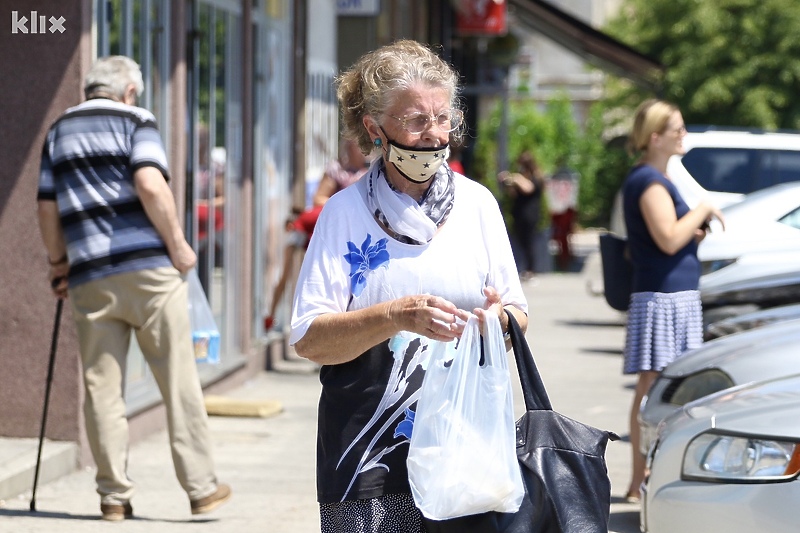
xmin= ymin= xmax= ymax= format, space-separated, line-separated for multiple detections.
xmin=336 ymin=40 xmax=464 ymax=154
xmin=84 ymin=56 xmax=144 ymax=100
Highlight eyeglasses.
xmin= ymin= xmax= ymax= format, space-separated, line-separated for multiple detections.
xmin=385 ymin=109 xmax=464 ymax=135
xmin=665 ymin=125 xmax=687 ymax=135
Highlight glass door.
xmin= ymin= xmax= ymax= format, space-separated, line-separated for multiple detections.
xmin=187 ymin=0 xmax=244 ymax=379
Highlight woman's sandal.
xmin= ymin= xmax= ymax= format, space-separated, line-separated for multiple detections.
xmin=625 ymin=491 xmax=641 ymax=504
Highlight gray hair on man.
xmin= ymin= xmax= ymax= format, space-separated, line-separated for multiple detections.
xmin=84 ymin=56 xmax=144 ymax=100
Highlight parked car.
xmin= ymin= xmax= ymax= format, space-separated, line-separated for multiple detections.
xmin=698 ymin=181 xmax=800 ymax=272
xmin=670 ymin=126 xmax=800 ymax=208
xmin=641 ymin=374 xmax=800 ymax=533
xmin=700 ymin=250 xmax=800 ymax=317
xmin=705 ymin=302 xmax=800 ymax=340
xmin=638 ymin=317 xmax=800 ymax=456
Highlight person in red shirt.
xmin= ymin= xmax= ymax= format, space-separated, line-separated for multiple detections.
xmin=264 ymin=140 xmax=369 ymax=331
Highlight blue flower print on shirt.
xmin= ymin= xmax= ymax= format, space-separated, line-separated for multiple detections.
xmin=344 ymin=233 xmax=390 ymax=297
xmin=394 ymin=407 xmax=415 ymax=440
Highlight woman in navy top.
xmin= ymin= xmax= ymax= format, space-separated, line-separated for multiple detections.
xmin=621 ymin=99 xmax=725 ymax=502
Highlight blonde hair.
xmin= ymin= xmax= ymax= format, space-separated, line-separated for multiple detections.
xmin=336 ymin=39 xmax=464 ymax=154
xmin=628 ymin=99 xmax=679 ymax=153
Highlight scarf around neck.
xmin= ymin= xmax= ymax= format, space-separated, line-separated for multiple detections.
xmin=366 ymin=158 xmax=455 ymax=245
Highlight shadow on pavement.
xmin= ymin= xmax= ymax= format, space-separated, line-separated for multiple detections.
xmin=0 ymin=508 xmax=218 ymax=524
xmin=609 ymin=509 xmax=640 ymax=533
xmin=581 ymin=347 xmax=623 ymax=357
xmin=559 ymin=319 xmax=625 ymax=328
xmin=0 ymin=509 xmax=97 ymax=520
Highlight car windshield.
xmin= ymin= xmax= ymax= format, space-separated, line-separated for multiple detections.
xmin=683 ymin=148 xmax=800 ymax=195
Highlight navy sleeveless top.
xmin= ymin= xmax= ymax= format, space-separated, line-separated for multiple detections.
xmin=622 ymin=164 xmax=700 ymax=293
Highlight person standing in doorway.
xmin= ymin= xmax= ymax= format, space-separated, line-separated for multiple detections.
xmin=622 ymin=98 xmax=724 ymax=502
xmin=37 ymin=56 xmax=231 ymax=521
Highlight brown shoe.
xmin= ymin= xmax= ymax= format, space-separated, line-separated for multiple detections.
xmin=100 ymin=502 xmax=133 ymax=521
xmin=190 ymin=483 xmax=232 ymax=515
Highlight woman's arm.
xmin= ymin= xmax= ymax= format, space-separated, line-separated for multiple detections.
xmin=500 ymin=172 xmax=535 ymax=195
xmin=313 ymin=173 xmax=339 ymax=206
xmin=639 ymin=183 xmax=725 ymax=255
xmin=293 ymin=295 xmax=470 ymax=365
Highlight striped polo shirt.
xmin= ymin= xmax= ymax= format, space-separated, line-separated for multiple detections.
xmin=38 ymin=98 xmax=173 ymax=287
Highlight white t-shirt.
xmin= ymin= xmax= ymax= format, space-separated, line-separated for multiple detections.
xmin=290 ymin=173 xmax=527 ymax=344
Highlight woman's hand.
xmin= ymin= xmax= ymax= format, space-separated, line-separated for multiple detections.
xmin=388 ymin=295 xmax=470 ymax=342
xmin=473 ymin=286 xmax=509 ymax=333
xmin=707 ymin=204 xmax=726 ymax=232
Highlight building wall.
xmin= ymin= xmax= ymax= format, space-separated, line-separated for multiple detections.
xmin=0 ymin=0 xmax=91 ymax=443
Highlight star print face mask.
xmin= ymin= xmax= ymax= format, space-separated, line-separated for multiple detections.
xmin=385 ymin=138 xmax=450 ymax=184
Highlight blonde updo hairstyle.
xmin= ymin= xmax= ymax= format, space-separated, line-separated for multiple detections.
xmin=628 ymin=98 xmax=679 ymax=154
xmin=336 ymin=39 xmax=464 ymax=155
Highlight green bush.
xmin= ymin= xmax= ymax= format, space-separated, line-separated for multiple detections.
xmin=472 ymin=95 xmax=634 ymax=230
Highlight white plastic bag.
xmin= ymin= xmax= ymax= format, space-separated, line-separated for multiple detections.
xmin=407 ymin=313 xmax=524 ymax=520
xmin=187 ymin=269 xmax=220 ymax=364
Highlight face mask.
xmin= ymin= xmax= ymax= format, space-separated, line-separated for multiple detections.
xmin=383 ymin=135 xmax=450 ymax=184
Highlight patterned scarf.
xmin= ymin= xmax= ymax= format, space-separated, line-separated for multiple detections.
xmin=366 ymin=158 xmax=455 ymax=245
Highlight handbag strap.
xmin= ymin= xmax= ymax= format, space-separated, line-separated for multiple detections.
xmin=505 ymin=310 xmax=553 ymax=411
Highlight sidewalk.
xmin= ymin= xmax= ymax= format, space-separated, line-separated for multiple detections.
xmin=0 ymin=231 xmax=640 ymax=532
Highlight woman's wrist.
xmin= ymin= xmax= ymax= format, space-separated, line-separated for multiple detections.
xmin=502 ymin=308 xmax=512 ymax=341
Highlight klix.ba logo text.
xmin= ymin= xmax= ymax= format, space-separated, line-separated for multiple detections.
xmin=11 ymin=11 xmax=66 ymax=34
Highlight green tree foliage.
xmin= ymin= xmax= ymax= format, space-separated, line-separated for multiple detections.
xmin=574 ymin=105 xmax=636 ymax=227
xmin=605 ymin=0 xmax=800 ymax=129
xmin=472 ymin=94 xmax=622 ymax=229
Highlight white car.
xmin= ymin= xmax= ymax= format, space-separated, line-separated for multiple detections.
xmin=670 ymin=128 xmax=800 ymax=208
xmin=698 ymin=181 xmax=800 ymax=270
xmin=638 ymin=317 xmax=800 ymax=456
xmin=641 ymin=373 xmax=800 ymax=533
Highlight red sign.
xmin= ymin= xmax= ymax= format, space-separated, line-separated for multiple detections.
xmin=454 ymin=0 xmax=507 ymax=35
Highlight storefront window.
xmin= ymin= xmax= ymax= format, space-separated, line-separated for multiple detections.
xmin=188 ymin=0 xmax=244 ymax=381
xmin=253 ymin=2 xmax=293 ymax=339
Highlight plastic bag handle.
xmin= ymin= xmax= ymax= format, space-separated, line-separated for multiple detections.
xmin=505 ymin=310 xmax=553 ymax=411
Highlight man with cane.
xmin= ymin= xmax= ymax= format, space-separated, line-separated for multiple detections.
xmin=36 ymin=56 xmax=231 ymax=521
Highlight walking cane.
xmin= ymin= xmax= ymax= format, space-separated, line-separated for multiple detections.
xmin=30 ymin=296 xmax=64 ymax=512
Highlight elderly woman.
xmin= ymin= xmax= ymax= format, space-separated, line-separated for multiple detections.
xmin=622 ymin=99 xmax=725 ymax=502
xmin=289 ymin=40 xmax=528 ymax=532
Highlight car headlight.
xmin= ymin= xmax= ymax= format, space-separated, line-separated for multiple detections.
xmin=663 ymin=369 xmax=735 ymax=406
xmin=683 ymin=432 xmax=800 ymax=482
xmin=701 ymin=258 xmax=736 ymax=276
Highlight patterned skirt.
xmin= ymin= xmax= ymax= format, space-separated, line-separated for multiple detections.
xmin=623 ymin=290 xmax=703 ymax=375
xmin=320 ymin=492 xmax=424 ymax=533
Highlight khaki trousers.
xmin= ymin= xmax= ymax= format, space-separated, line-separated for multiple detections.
xmin=70 ymin=267 xmax=218 ymax=505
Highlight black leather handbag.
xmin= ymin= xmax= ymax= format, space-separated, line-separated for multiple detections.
xmin=598 ymin=232 xmax=633 ymax=312
xmin=422 ymin=312 xmax=618 ymax=533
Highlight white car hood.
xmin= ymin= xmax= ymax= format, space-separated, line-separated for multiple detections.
xmin=698 ymin=222 xmax=800 ymax=262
